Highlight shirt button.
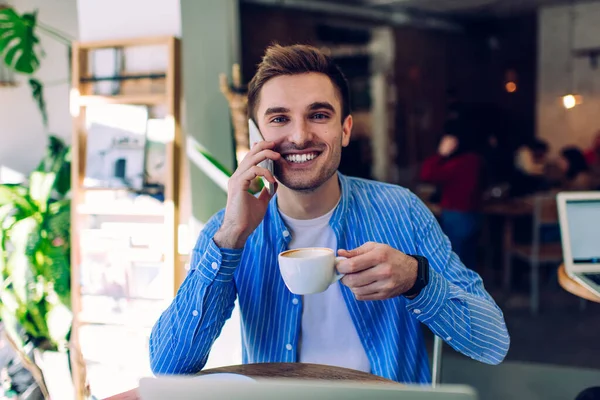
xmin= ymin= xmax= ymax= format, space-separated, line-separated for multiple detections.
xmin=292 ymin=298 xmax=299 ymax=305
xmin=413 ymin=309 xmax=422 ymax=315
xmin=285 ymin=344 xmax=293 ymax=351
xmin=282 ymin=230 xmax=290 ymax=237
xmin=446 ymin=336 xmax=452 ymax=341
xmin=211 ymin=262 xmax=218 ymax=270
xmin=192 ymin=310 xmax=199 ymax=317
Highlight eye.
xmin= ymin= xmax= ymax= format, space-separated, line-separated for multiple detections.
xmin=311 ymin=113 xmax=330 ymax=120
xmin=270 ymin=116 xmax=289 ymax=124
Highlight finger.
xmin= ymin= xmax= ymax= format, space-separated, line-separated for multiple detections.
xmin=237 ymin=140 xmax=274 ymax=169
xmin=239 ymin=148 xmax=281 ymax=171
xmin=238 ymin=166 xmax=276 ymax=188
xmin=341 ymin=270 xmax=378 ymax=288
xmin=336 ymin=250 xmax=384 ymax=274
xmin=250 ymin=140 xmax=275 ymax=153
xmin=354 ymin=291 xmax=385 ymax=301
xmin=350 ymin=281 xmax=386 ymax=297
xmin=338 ymin=242 xmax=378 ymax=258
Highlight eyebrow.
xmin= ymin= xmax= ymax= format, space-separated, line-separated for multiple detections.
xmin=263 ymin=102 xmax=336 ymax=118
xmin=307 ymin=102 xmax=335 ymax=113
xmin=264 ymin=107 xmax=290 ymax=117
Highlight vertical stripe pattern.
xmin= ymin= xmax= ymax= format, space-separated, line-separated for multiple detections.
xmin=149 ymin=174 xmax=510 ymax=383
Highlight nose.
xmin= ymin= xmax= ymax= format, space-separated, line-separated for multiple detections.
xmin=288 ymin=119 xmax=313 ymax=148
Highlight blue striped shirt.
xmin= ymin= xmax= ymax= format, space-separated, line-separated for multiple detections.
xmin=149 ymin=173 xmax=510 ymax=383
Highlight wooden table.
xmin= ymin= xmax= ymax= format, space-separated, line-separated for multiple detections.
xmin=558 ymin=264 xmax=600 ymax=303
xmin=417 ymin=194 xmax=534 ymax=288
xmin=103 ymin=363 xmax=397 ymax=400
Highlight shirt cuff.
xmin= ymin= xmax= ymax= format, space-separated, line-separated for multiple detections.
xmin=195 ymin=239 xmax=243 ymax=283
xmin=405 ymin=267 xmax=450 ymax=323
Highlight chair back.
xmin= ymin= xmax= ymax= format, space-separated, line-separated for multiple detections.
xmin=526 ymin=193 xmax=559 ymax=262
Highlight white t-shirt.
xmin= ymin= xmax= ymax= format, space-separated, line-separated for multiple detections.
xmin=279 ymin=205 xmax=371 ymax=373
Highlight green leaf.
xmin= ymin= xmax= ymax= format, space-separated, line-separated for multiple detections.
xmin=36 ymin=136 xmax=71 ymax=197
xmin=29 ymin=78 xmax=47 ymax=127
xmin=45 ymin=302 xmax=71 ymax=345
xmin=54 ymin=147 xmax=71 ymax=196
xmin=0 ymin=203 xmax=15 ymax=226
xmin=0 ymin=303 xmax=24 ymax=349
xmin=0 ymin=9 xmax=41 ymax=74
xmin=29 ymin=171 xmax=55 ymax=212
xmin=34 ymin=236 xmax=69 ymax=304
xmin=0 ymin=184 xmax=30 ymax=209
xmin=6 ymin=216 xmax=38 ymax=302
xmin=37 ymin=136 xmax=68 ymax=173
xmin=48 ymin=198 xmax=70 ymax=216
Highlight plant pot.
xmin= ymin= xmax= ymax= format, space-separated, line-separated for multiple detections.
xmin=33 ymin=349 xmax=74 ymax=400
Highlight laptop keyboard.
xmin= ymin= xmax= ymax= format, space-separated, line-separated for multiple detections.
xmin=583 ymin=273 xmax=600 ymax=285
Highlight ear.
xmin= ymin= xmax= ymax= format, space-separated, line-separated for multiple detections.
xmin=341 ymin=115 xmax=353 ymax=147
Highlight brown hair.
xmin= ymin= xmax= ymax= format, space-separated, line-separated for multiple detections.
xmin=247 ymin=44 xmax=351 ymax=123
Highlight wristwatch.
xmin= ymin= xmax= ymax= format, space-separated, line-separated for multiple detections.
xmin=403 ymin=255 xmax=430 ymax=297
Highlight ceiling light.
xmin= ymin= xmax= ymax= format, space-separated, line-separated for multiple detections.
xmin=562 ymin=94 xmax=583 ymax=109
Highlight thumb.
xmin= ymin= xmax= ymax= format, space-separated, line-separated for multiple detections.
xmin=338 ymin=242 xmax=377 ymax=258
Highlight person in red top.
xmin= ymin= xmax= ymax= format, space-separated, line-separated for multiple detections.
xmin=584 ymin=131 xmax=600 ymax=168
xmin=420 ymin=127 xmax=485 ymax=271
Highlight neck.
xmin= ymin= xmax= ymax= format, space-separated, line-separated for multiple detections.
xmin=277 ymin=172 xmax=341 ymax=220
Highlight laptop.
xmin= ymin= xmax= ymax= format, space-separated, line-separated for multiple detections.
xmin=139 ymin=375 xmax=478 ymax=400
xmin=557 ymin=191 xmax=600 ymax=295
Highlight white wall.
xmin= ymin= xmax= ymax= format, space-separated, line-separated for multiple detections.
xmin=0 ymin=0 xmax=78 ymax=181
xmin=537 ymin=2 xmax=600 ymax=155
xmin=77 ymin=0 xmax=181 ymax=41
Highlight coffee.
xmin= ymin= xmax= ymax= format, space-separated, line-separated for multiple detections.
xmin=280 ymin=248 xmax=332 ymax=259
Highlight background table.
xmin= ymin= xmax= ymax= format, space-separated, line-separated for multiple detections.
xmin=558 ymin=264 xmax=600 ymax=303
xmin=103 ymin=363 xmax=397 ymax=400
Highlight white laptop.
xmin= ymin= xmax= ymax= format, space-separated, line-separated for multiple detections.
xmin=139 ymin=375 xmax=478 ymax=400
xmin=557 ymin=191 xmax=600 ymax=295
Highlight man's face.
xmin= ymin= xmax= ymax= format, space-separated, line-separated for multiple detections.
xmin=255 ymin=72 xmax=352 ymax=192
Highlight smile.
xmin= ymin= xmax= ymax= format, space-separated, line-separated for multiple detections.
xmin=284 ymin=152 xmax=319 ymax=163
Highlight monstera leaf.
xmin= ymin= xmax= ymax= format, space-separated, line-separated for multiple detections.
xmin=0 ymin=8 xmax=41 ymax=74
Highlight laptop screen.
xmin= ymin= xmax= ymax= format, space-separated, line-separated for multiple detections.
xmin=566 ymin=199 xmax=600 ymax=264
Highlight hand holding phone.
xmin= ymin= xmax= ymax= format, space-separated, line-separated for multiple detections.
xmin=213 ymin=135 xmax=280 ymax=249
xmin=248 ymin=118 xmax=275 ymax=195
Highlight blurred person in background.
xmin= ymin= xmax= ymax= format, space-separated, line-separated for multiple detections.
xmin=584 ymin=131 xmax=600 ymax=187
xmin=515 ymin=138 xmax=549 ymax=177
xmin=419 ymin=120 xmax=486 ymax=271
xmin=584 ymin=130 xmax=600 ymax=168
xmin=511 ymin=138 xmax=554 ymax=196
xmin=558 ymin=147 xmax=595 ymax=191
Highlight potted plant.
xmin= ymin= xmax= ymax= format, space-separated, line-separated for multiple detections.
xmin=0 ymin=136 xmax=74 ymax=399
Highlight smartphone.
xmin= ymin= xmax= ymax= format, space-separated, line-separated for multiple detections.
xmin=248 ymin=118 xmax=275 ymax=195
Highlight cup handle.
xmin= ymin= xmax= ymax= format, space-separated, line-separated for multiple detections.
xmin=331 ymin=256 xmax=347 ymax=285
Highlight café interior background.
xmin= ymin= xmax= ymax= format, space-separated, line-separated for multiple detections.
xmin=1 ymin=0 xmax=600 ymax=399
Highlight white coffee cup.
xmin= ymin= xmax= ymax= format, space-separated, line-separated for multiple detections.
xmin=278 ymin=247 xmax=346 ymax=295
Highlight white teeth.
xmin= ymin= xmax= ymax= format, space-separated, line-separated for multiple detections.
xmin=285 ymin=153 xmax=318 ymax=163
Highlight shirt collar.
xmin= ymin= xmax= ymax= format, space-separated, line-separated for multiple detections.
xmin=267 ymin=172 xmax=351 ymax=244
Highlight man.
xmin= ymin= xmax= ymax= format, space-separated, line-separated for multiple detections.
xmin=149 ymin=44 xmax=510 ymax=384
